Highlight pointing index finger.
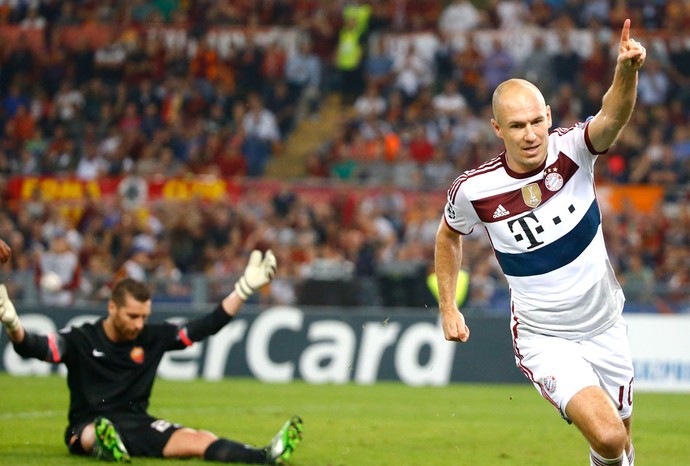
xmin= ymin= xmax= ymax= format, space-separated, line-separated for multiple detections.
xmin=621 ymin=18 xmax=630 ymax=44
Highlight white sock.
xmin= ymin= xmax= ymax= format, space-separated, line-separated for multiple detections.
xmin=590 ymin=448 xmax=628 ymax=466
xmin=627 ymin=444 xmax=635 ymax=466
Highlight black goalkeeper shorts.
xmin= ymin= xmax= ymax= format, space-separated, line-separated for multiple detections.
xmin=65 ymin=412 xmax=183 ymax=458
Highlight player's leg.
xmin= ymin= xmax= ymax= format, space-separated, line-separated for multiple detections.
xmin=583 ymin=319 xmax=635 ymax=465
xmin=163 ymin=427 xmax=271 ymax=463
xmin=623 ymin=417 xmax=634 ymax=465
xmin=198 ymin=415 xmax=304 ymax=464
xmin=64 ymin=418 xmax=131 ymax=462
xmin=160 ymin=416 xmax=303 ymax=464
xmin=65 ymin=421 xmax=93 ymax=456
xmin=162 ymin=427 xmax=216 ymax=457
xmin=564 ymin=386 xmax=629 ymax=465
xmin=513 ymin=327 xmax=628 ymax=464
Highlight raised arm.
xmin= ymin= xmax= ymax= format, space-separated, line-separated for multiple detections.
xmin=183 ymin=249 xmax=277 ymax=343
xmin=0 ymin=284 xmax=24 ymax=343
xmin=226 ymin=249 xmax=277 ymax=313
xmin=434 ymin=220 xmax=470 ymax=343
xmin=587 ymin=19 xmax=646 ymax=153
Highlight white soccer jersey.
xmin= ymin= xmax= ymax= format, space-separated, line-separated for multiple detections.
xmin=444 ymin=120 xmax=625 ymax=338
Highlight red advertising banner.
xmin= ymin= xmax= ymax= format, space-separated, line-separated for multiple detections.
xmin=8 ymin=176 xmax=243 ymax=202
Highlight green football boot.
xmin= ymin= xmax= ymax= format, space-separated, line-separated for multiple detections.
xmin=93 ymin=416 xmax=131 ymax=463
xmin=266 ymin=415 xmax=304 ymax=465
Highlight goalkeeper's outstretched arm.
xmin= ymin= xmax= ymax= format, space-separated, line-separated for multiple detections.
xmin=175 ymin=249 xmax=279 ymax=343
xmin=223 ymin=249 xmax=277 ymax=316
xmin=0 ymin=284 xmax=25 ymax=344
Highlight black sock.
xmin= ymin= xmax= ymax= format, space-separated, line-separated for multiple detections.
xmin=203 ymin=438 xmax=267 ymax=464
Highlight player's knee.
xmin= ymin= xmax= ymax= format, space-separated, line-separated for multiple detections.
xmin=590 ymin=423 xmax=627 ymax=458
xmin=65 ymin=423 xmax=95 ymax=456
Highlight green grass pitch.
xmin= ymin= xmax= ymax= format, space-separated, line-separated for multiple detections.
xmin=0 ymin=374 xmax=688 ymax=465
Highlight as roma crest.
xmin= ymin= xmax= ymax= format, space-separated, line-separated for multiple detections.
xmin=130 ymin=346 xmax=144 ymax=364
xmin=521 ymin=183 xmax=542 ymax=208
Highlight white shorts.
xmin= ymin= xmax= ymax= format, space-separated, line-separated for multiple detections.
xmin=512 ymin=318 xmax=634 ymax=422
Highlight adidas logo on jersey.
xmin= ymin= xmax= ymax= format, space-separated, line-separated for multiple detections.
xmin=493 ymin=204 xmax=510 ymax=218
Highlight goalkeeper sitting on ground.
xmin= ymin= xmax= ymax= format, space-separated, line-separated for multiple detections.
xmin=0 ymin=249 xmax=303 ymax=464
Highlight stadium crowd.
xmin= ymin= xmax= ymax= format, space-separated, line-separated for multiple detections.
xmin=0 ymin=0 xmax=688 ymax=313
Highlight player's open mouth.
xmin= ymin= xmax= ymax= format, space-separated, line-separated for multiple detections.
xmin=523 ymin=145 xmax=540 ymax=155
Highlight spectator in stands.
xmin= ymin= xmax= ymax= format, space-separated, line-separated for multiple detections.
xmin=2 ymin=83 xmax=30 ymax=119
xmin=354 ymin=81 xmax=387 ymax=120
xmin=262 ymin=39 xmax=288 ymax=88
xmin=408 ymin=123 xmax=435 ymax=165
xmin=364 ymin=34 xmax=395 ymax=91
xmin=515 ymin=35 xmax=555 ymax=96
xmin=438 ymin=0 xmax=482 ymax=36
xmin=637 ymin=57 xmax=671 ymax=107
xmin=481 ymin=37 xmax=516 ymax=92
xmin=551 ymin=31 xmax=581 ymax=87
xmin=390 ymin=146 xmax=422 ymax=189
xmin=422 ymin=147 xmax=455 ymax=188
xmin=303 ymin=7 xmax=339 ymax=94
xmin=235 ymin=35 xmax=265 ymax=95
xmin=68 ymin=37 xmax=96 ymax=87
xmin=53 ymin=81 xmax=84 ymax=126
xmin=620 ymin=252 xmax=656 ymax=308
xmin=113 ymin=245 xmax=152 ymax=283
xmin=241 ymin=92 xmax=281 ymax=177
xmin=36 ymin=230 xmax=81 ymax=306
xmin=466 ymin=258 xmax=498 ymax=307
xmin=432 ymin=79 xmax=468 ymax=127
xmin=94 ymin=32 xmax=128 ymax=88
xmin=580 ymin=0 xmax=610 ymax=26
xmin=214 ymin=136 xmax=248 ymax=178
xmin=529 ymin=0 xmax=554 ymax=27
xmin=190 ymin=38 xmax=219 ymax=97
xmin=8 ymin=103 xmax=34 ymax=144
xmin=490 ymin=0 xmax=529 ymax=30
xmin=667 ymin=31 xmax=690 ymax=108
xmin=2 ymin=33 xmax=36 ymax=91
xmin=335 ymin=8 xmax=370 ymax=105
xmin=393 ymin=42 xmax=432 ymax=105
xmin=284 ymin=39 xmax=321 ymax=123
xmin=75 ymin=143 xmax=109 ymax=180
xmin=579 ymin=42 xmax=611 ymax=88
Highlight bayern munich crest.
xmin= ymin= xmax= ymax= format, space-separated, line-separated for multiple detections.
xmin=541 ymin=375 xmax=557 ymax=394
xmin=544 ymin=172 xmax=564 ymax=191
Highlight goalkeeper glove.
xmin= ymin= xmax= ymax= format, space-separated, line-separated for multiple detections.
xmin=234 ymin=250 xmax=277 ymax=301
xmin=0 ymin=284 xmax=20 ymax=332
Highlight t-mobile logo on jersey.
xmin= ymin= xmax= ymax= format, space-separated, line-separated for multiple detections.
xmin=507 ymin=204 xmax=577 ymax=249
xmin=507 ymin=212 xmax=545 ymax=250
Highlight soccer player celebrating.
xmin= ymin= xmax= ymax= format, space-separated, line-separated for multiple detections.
xmin=435 ymin=20 xmax=645 ymax=466
xmin=0 ymin=249 xmax=303 ymax=464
